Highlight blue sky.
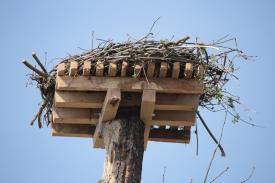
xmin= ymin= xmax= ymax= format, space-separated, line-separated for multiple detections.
xmin=0 ymin=0 xmax=274 ymax=182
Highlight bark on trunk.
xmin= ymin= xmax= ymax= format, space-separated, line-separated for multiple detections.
xmin=99 ymin=109 xmax=144 ymax=183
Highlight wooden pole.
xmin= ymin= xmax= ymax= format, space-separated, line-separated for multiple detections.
xmin=99 ymin=109 xmax=144 ymax=183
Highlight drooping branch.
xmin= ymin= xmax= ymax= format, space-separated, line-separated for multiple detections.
xmin=196 ymin=111 xmax=226 ymax=157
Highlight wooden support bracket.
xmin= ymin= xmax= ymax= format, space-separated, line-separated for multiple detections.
xmin=93 ymin=88 xmax=121 ymax=148
xmin=140 ymin=89 xmax=156 ymax=150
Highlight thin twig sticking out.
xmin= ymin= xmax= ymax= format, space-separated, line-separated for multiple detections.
xmin=241 ymin=167 xmax=255 ymax=183
xmin=195 ymin=119 xmax=199 ymax=156
xmin=203 ymin=109 xmax=228 ymax=183
xmin=162 ymin=166 xmax=166 ymax=183
xmin=209 ymin=166 xmax=229 ymax=183
xmin=197 ymin=111 xmax=226 ymax=157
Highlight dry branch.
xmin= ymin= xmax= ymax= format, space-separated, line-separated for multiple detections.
xmin=197 ymin=111 xmax=226 ymax=157
xmin=22 ymin=59 xmax=48 ymax=77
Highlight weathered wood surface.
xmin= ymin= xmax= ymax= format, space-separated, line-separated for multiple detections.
xmin=100 ymin=111 xmax=144 ymax=183
xmin=69 ymin=61 xmax=78 ymax=76
xmin=56 ymin=76 xmax=204 ymax=94
xmin=55 ymin=91 xmax=200 ymax=111
xmin=53 ymin=107 xmax=195 ymax=126
xmin=57 ymin=63 xmax=66 ymax=76
xmin=83 ymin=61 xmax=91 ymax=76
xmin=93 ymin=88 xmax=121 ymax=148
xmin=52 ymin=123 xmax=190 ymax=143
xmin=140 ymin=89 xmax=156 ymax=149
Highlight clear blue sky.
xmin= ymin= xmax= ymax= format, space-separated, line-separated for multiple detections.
xmin=0 ymin=0 xmax=274 ymax=182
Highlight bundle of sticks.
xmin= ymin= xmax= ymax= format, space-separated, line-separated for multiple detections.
xmin=22 ymin=36 xmax=249 ymax=128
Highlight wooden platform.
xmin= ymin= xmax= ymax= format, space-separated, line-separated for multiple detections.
xmin=52 ymin=60 xmax=204 ymax=149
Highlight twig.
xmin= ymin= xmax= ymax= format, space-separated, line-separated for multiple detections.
xmin=195 ymin=119 xmax=199 ymax=156
xmin=197 ymin=111 xmax=226 ymax=157
xmin=140 ymin=17 xmax=161 ymax=41
xmin=241 ymin=167 xmax=255 ymax=183
xmin=203 ymin=109 xmax=228 ymax=183
xmin=92 ymin=30 xmax=94 ymax=49
xmin=209 ymin=166 xmax=229 ymax=183
xmin=162 ymin=166 xmax=166 ymax=183
xmin=22 ymin=59 xmax=48 ymax=77
xmin=32 ymin=51 xmax=48 ymax=73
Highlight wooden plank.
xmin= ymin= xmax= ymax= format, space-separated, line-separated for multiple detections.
xmin=172 ymin=62 xmax=180 ymax=79
xmin=144 ymin=125 xmax=151 ymax=149
xmin=159 ymin=62 xmax=167 ymax=78
xmin=108 ymin=63 xmax=117 ymax=77
xmin=95 ymin=61 xmax=104 ymax=76
xmin=69 ymin=61 xmax=78 ymax=76
xmin=121 ymin=61 xmax=128 ymax=77
xmin=93 ymin=88 xmax=121 ymax=148
xmin=155 ymin=94 xmax=199 ymax=111
xmin=152 ymin=110 xmax=196 ymax=126
xmin=52 ymin=107 xmax=195 ymax=126
xmin=134 ymin=64 xmax=141 ymax=77
xmin=54 ymin=91 xmax=141 ymax=109
xmin=140 ymin=90 xmax=156 ymax=123
xmin=184 ymin=63 xmax=193 ymax=79
xmin=147 ymin=62 xmax=155 ymax=78
xmin=53 ymin=107 xmax=98 ymax=124
xmin=52 ymin=123 xmax=190 ymax=144
xmin=52 ymin=123 xmax=95 ymax=138
xmin=196 ymin=65 xmax=205 ymax=79
xmin=140 ymin=89 xmax=156 ymax=149
xmin=149 ymin=127 xmax=190 ymax=143
xmin=56 ymin=76 xmax=204 ymax=94
xmin=83 ymin=61 xmax=91 ymax=76
xmin=54 ymin=91 xmax=105 ymax=108
xmin=57 ymin=63 xmax=66 ymax=76
xmin=54 ymin=91 xmax=200 ymax=111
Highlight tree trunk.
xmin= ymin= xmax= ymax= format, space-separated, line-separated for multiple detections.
xmin=99 ymin=109 xmax=145 ymax=183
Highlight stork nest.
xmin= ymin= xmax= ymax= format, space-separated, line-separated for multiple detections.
xmin=23 ymin=36 xmax=251 ymax=128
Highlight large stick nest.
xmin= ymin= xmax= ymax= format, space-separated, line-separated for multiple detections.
xmin=23 ymin=35 xmax=251 ymax=128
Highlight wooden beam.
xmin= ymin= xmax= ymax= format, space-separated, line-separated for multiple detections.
xmin=56 ymin=76 xmax=204 ymax=94
xmin=108 ymin=63 xmax=117 ymax=77
xmin=184 ymin=63 xmax=193 ymax=79
xmin=54 ymin=91 xmax=105 ymax=108
xmin=52 ymin=123 xmax=95 ymax=138
xmin=69 ymin=61 xmax=78 ymax=76
xmin=83 ymin=61 xmax=91 ymax=76
xmin=57 ymin=63 xmax=66 ymax=76
xmin=152 ymin=110 xmax=196 ymax=126
xmin=172 ymin=62 xmax=180 ymax=79
xmin=159 ymin=62 xmax=167 ymax=78
xmin=52 ymin=123 xmax=191 ymax=144
xmin=53 ymin=107 xmax=99 ymax=124
xmin=134 ymin=64 xmax=141 ymax=77
xmin=140 ymin=90 xmax=156 ymax=123
xmin=147 ymin=62 xmax=155 ymax=78
xmin=52 ymin=107 xmax=195 ymax=126
xmin=149 ymin=127 xmax=190 ymax=143
xmin=54 ymin=91 xmax=200 ymax=111
xmin=155 ymin=93 xmax=199 ymax=111
xmin=121 ymin=61 xmax=128 ymax=77
xmin=93 ymin=88 xmax=121 ymax=148
xmin=96 ymin=61 xmax=104 ymax=76
xmin=140 ymin=89 xmax=156 ymax=149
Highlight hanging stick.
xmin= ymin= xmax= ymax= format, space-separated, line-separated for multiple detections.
xmin=196 ymin=111 xmax=226 ymax=157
